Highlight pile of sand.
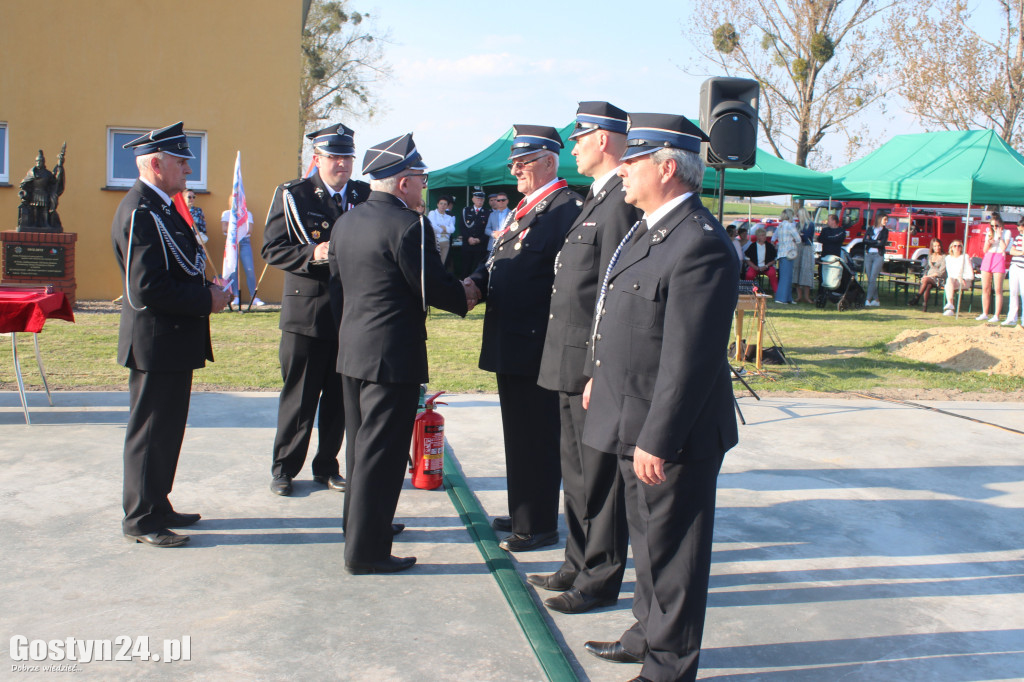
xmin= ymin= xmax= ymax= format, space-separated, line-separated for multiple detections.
xmin=888 ymin=324 xmax=1024 ymax=376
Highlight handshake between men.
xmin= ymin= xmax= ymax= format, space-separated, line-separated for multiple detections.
xmin=462 ymin=277 xmax=481 ymax=311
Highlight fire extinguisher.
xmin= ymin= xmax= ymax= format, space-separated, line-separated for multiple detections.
xmin=410 ymin=391 xmax=446 ymax=490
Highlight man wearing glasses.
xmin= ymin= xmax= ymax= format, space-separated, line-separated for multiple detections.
xmin=485 ymin=191 xmax=511 ymax=250
xmin=262 ymin=123 xmax=370 ymax=497
xmin=330 ymin=133 xmax=470 ymax=573
xmin=466 ymin=125 xmax=584 ymax=552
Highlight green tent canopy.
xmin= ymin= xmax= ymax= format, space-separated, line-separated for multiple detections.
xmin=820 ymin=129 xmax=1024 ymax=204
xmin=428 ymin=122 xmax=834 ymax=207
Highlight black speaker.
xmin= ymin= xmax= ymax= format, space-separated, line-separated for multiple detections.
xmin=699 ymin=77 xmax=759 ymax=169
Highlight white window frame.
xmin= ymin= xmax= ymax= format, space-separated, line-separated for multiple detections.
xmin=0 ymin=122 xmax=9 ymax=184
xmin=106 ymin=126 xmax=208 ymax=190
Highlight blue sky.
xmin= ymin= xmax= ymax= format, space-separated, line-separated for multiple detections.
xmin=346 ymin=0 xmax=993 ymax=175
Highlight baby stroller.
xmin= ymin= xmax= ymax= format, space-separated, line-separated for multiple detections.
xmin=816 ymin=250 xmax=865 ymax=311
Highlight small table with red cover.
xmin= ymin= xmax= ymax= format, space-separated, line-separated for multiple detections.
xmin=0 ymin=285 xmax=75 ymax=424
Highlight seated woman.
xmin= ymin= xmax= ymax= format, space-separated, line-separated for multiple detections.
xmin=942 ymin=241 xmax=975 ymax=316
xmin=744 ymin=226 xmax=778 ymax=293
xmin=909 ymin=238 xmax=945 ymax=312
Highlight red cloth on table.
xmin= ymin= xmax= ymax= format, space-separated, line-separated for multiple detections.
xmin=0 ymin=290 xmax=75 ymax=333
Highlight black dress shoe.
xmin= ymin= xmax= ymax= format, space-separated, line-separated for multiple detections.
xmin=499 ymin=531 xmax=558 ymax=552
xmin=526 ymin=570 xmax=576 ymax=592
xmin=271 ymin=474 xmax=293 ymax=496
xmin=163 ymin=512 xmax=201 ymax=527
xmin=313 ymin=474 xmax=346 ymax=492
xmin=544 ymin=588 xmax=616 ymax=614
xmin=124 ymin=529 xmax=189 ymax=548
xmin=391 ymin=523 xmax=405 ymax=536
xmin=491 ymin=515 xmax=512 ymax=532
xmin=344 ymin=555 xmax=416 ymax=575
xmin=583 ymin=640 xmax=645 ymax=664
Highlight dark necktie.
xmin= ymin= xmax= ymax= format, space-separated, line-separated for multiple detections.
xmin=333 ymin=193 xmax=344 ymax=212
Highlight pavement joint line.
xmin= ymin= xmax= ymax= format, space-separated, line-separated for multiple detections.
xmin=442 ymin=440 xmax=578 ymax=682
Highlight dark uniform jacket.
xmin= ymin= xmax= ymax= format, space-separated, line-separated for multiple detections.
xmin=469 ymin=185 xmax=583 ymax=377
xmin=460 ymin=205 xmax=492 ymax=251
xmin=111 ymin=180 xmax=213 ymax=372
xmin=330 ymin=192 xmax=468 ymax=384
xmin=583 ymin=194 xmax=739 ymax=462
xmin=261 ymin=172 xmax=370 ymax=337
xmin=538 ymin=175 xmax=641 ymax=393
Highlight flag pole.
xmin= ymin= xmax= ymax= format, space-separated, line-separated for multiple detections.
xmin=246 ymin=263 xmax=270 ymax=312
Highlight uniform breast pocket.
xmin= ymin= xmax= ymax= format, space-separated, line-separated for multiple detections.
xmin=558 ymin=226 xmax=598 ymax=270
xmin=615 ymin=273 xmax=660 ymax=329
xmin=286 ymin=276 xmax=322 ymax=297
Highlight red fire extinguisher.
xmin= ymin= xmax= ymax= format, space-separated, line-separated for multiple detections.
xmin=410 ymin=391 xmax=446 ymax=490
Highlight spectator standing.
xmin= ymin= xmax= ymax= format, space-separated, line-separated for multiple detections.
xmin=792 ymin=207 xmax=816 ymax=303
xmin=427 ymin=196 xmax=456 ymax=266
xmin=460 ymin=190 xmax=491 ymax=277
xmin=909 ymin=239 xmax=946 ymax=312
xmin=862 ymin=213 xmax=889 ymax=307
xmin=976 ymin=213 xmax=1010 ymax=322
xmin=773 ymin=208 xmax=800 ymax=303
xmin=943 ymin=241 xmax=975 ymax=316
xmin=485 ymin=191 xmax=511 ymax=250
xmin=184 ymin=189 xmax=208 ymax=244
xmin=1002 ymin=227 xmax=1024 ymax=327
xmin=221 ymin=206 xmax=264 ymax=307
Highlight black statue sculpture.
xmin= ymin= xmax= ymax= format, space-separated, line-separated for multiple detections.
xmin=17 ymin=143 xmax=66 ymax=232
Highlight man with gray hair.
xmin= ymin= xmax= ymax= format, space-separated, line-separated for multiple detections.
xmin=581 ymin=113 xmax=739 ymax=682
xmin=330 ymin=133 xmax=471 ymax=574
xmin=466 ymin=125 xmax=583 ymax=552
xmin=112 ymin=122 xmax=232 ymax=547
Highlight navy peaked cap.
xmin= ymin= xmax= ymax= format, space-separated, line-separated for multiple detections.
xmin=621 ymin=113 xmax=710 ymax=161
xmin=568 ymin=101 xmax=628 ymax=140
xmin=307 ymin=123 xmax=356 ymax=156
xmin=362 ymin=133 xmax=427 ymax=179
xmin=122 ymin=121 xmax=194 ymax=158
xmin=508 ymin=125 xmax=563 ymax=160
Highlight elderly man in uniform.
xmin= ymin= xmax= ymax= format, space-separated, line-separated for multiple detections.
xmin=532 ymin=102 xmax=641 ymax=613
xmin=111 ymin=122 xmax=232 ymax=547
xmin=581 ymin=114 xmax=739 ymax=682
xmin=330 ymin=134 xmax=471 ymax=574
xmin=466 ymin=125 xmax=583 ymax=552
xmin=262 ymin=123 xmax=370 ymax=497
xmin=460 ymin=190 xmax=491 ymax=277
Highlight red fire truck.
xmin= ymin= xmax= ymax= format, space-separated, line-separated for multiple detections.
xmin=883 ymin=207 xmax=1018 ymax=269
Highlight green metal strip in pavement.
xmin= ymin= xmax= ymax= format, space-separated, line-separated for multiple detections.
xmin=443 ymin=442 xmax=578 ymax=682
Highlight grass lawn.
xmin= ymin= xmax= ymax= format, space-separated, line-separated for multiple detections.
xmin=3 ymin=294 xmax=1018 ymax=397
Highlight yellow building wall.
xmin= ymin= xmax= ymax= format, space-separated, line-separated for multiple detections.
xmin=0 ymin=0 xmax=302 ymax=301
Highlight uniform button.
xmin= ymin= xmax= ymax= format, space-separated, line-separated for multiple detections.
xmin=602 ymin=308 xmax=606 ymax=315
xmin=633 ymin=282 xmax=640 ymax=290
xmin=552 ymin=288 xmax=556 ymax=294
xmin=577 ymin=234 xmax=582 ymax=239
xmin=549 ymin=313 xmax=554 ymax=319
xmin=595 ymin=360 xmax=601 ymax=367
xmin=597 ymin=333 xmax=602 ymax=340
xmin=499 ymin=246 xmax=504 ymax=251
xmin=609 ymin=283 xmax=614 ymax=290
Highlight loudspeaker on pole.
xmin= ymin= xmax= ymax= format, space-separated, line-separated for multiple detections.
xmin=699 ymin=77 xmax=760 ymax=170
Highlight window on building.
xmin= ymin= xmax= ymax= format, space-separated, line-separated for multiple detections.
xmin=0 ymin=123 xmax=9 ymax=184
xmin=107 ymin=127 xmax=207 ymax=190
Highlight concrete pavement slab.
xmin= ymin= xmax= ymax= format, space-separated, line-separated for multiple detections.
xmin=1 ymin=391 xmax=1022 ymax=681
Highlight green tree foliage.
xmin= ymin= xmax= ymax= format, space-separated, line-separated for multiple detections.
xmin=691 ymin=1 xmax=897 ymax=168
xmin=890 ymin=0 xmax=1024 ymax=151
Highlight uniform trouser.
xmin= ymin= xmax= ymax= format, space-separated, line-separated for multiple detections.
xmin=865 ymin=251 xmax=884 ymax=302
xmin=618 ymin=452 xmax=724 ymax=682
xmin=122 ymin=368 xmax=193 ymax=535
xmin=271 ymin=331 xmax=344 ymax=478
xmin=496 ymin=373 xmax=561 ymax=535
xmin=558 ymin=391 xmax=628 ymax=598
xmin=462 ymin=248 xmax=487 ymax=279
xmin=341 ymin=376 xmax=419 ymax=563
